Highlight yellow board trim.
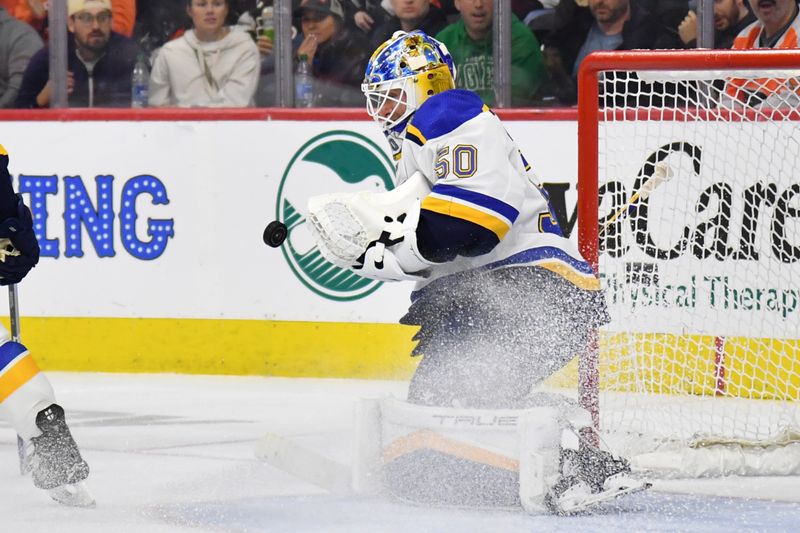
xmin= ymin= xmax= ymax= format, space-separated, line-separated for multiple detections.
xmin=0 ymin=317 xmax=420 ymax=379
xmin=5 ymin=315 xmax=796 ymax=404
xmin=422 ymin=196 xmax=510 ymax=239
xmin=0 ymin=354 xmax=39 ymax=402
xmin=0 ymin=144 xmax=7 ymax=156
xmin=544 ymin=332 xmax=800 ymax=401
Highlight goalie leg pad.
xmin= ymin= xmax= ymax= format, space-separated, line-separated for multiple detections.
xmin=0 ymin=334 xmax=56 ymax=440
xmin=367 ymin=398 xmax=565 ymax=510
xmin=359 ymin=396 xmax=647 ymax=514
xmin=384 ymin=447 xmax=521 ymax=508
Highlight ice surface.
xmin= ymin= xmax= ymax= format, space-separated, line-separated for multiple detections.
xmin=1 ymin=373 xmax=798 ymax=533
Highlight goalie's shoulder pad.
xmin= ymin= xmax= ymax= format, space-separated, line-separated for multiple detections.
xmin=407 ymin=90 xmax=487 ymax=145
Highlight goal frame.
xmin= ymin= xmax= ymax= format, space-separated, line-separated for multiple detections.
xmin=575 ymin=49 xmax=800 ymax=438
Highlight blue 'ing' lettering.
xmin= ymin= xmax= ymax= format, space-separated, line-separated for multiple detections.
xmin=64 ymin=175 xmax=115 ymax=258
xmin=19 ymin=175 xmax=59 ymax=258
xmin=120 ymin=175 xmax=174 ymax=260
xmin=17 ymin=174 xmax=174 ymax=259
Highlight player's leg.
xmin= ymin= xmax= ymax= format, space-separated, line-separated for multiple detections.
xmin=363 ymin=395 xmax=645 ymax=514
xmin=403 ymin=266 xmax=606 ymax=408
xmin=400 ymin=266 xmax=646 ymax=511
xmin=402 ymin=269 xmax=513 ymax=407
xmin=373 ymin=397 xmax=565 ymax=510
xmin=495 ymin=267 xmax=647 ymax=513
xmin=0 ymin=324 xmax=90 ymax=499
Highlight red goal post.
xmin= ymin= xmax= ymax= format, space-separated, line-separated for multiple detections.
xmin=575 ymin=50 xmax=800 ymax=477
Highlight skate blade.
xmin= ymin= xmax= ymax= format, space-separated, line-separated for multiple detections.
xmin=557 ymin=480 xmax=651 ymax=514
xmin=48 ymin=481 xmax=96 ymax=508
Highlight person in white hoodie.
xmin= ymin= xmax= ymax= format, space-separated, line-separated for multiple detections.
xmin=149 ymin=0 xmax=259 ymax=107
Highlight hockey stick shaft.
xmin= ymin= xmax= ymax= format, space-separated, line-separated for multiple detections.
xmin=9 ymin=284 xmax=25 ymax=473
xmin=9 ymin=283 xmax=19 ymax=342
xmin=598 ymin=190 xmax=642 ymax=237
xmin=255 ymin=433 xmax=353 ymax=495
xmin=598 ymin=163 xmax=674 ymax=238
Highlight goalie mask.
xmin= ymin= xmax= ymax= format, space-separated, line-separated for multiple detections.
xmin=362 ymin=31 xmax=456 ymax=137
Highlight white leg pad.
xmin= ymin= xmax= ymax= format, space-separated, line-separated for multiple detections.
xmin=1 ymin=372 xmax=56 ymax=439
xmin=357 ymin=397 xmax=571 ymax=510
xmin=0 ymin=335 xmax=56 ymax=440
xmin=519 ymin=412 xmax=561 ymax=513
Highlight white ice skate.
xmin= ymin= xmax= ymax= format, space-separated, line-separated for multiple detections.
xmin=544 ymin=447 xmax=650 ymax=515
xmin=27 ymin=404 xmax=95 ymax=508
xmin=547 ymin=471 xmax=650 ymax=514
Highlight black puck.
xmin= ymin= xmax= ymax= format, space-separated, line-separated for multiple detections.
xmin=263 ymin=221 xmax=288 ymax=248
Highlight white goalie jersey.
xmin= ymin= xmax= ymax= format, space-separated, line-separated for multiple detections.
xmin=307 ymin=88 xmax=599 ymax=289
xmin=395 ymin=89 xmax=599 ymax=291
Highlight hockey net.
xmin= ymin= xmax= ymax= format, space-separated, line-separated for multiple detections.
xmin=577 ymin=50 xmax=800 ymax=477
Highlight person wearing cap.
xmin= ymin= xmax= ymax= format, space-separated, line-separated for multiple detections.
xmin=14 ymin=0 xmax=140 ymax=108
xmin=293 ymin=0 xmax=371 ymax=106
xmin=148 ymin=0 xmax=259 ymax=107
xmin=1 ymin=0 xmax=136 ymax=38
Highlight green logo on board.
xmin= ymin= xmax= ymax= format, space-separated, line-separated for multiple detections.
xmin=277 ymin=130 xmax=395 ymax=301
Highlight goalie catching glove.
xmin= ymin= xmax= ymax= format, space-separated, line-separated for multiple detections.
xmin=0 ymin=194 xmax=39 ymax=285
xmin=0 ymin=149 xmax=39 ymax=285
xmin=307 ymin=172 xmax=436 ymax=282
xmin=352 ymin=200 xmax=435 ymax=282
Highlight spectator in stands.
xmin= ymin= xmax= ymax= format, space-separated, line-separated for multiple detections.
xmin=369 ymin=0 xmax=448 ymax=49
xmin=149 ymin=0 xmax=260 ymax=107
xmin=723 ymin=0 xmax=800 ymax=105
xmin=349 ymin=0 xmax=393 ymax=34
xmin=678 ymin=0 xmax=755 ymax=49
xmin=436 ymin=0 xmax=546 ymax=106
xmin=133 ymin=1 xmax=190 ymax=53
xmin=15 ymin=0 xmax=140 ymax=108
xmin=134 ymin=0 xmax=251 ymax=50
xmin=0 ymin=0 xmax=48 ymax=36
xmin=732 ymin=0 xmax=799 ymax=48
xmin=541 ymin=0 xmax=682 ymax=104
xmin=1 ymin=0 xmax=136 ymax=38
xmin=0 ymin=5 xmax=42 ymax=107
xmin=293 ymin=0 xmax=371 ymax=106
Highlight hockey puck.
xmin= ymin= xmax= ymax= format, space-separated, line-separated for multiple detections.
xmin=263 ymin=221 xmax=288 ymax=248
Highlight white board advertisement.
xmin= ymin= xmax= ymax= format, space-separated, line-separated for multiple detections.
xmin=1 ymin=119 xmax=580 ymax=324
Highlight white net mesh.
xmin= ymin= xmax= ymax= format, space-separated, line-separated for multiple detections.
xmin=591 ymin=68 xmax=800 ymax=472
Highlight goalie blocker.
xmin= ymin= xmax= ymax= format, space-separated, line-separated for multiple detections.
xmin=354 ymin=397 xmax=648 ymax=514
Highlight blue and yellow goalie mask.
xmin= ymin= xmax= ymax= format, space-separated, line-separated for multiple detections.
xmin=362 ymin=30 xmax=456 ymax=135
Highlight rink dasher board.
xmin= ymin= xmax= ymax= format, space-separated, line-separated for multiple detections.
xmin=0 ymin=116 xmax=578 ymax=378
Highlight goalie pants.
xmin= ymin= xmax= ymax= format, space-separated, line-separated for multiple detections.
xmin=400 ymin=266 xmax=609 ymax=409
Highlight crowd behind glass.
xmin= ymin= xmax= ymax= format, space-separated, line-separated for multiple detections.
xmin=0 ymin=0 xmax=782 ymax=109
